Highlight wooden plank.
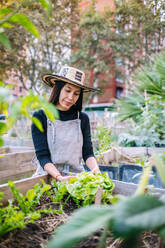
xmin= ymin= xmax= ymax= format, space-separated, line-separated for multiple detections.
xmin=0 ymin=174 xmax=49 ymax=205
xmin=0 ymin=151 xmax=35 ymax=179
xmin=95 ymin=187 xmax=103 ymax=205
xmin=0 ymin=146 xmax=10 ymax=154
xmin=98 ymin=147 xmax=165 ymax=165
xmin=0 ymin=163 xmax=35 ymax=179
xmin=112 ymin=180 xmax=137 ymax=196
xmin=112 ymin=179 xmax=165 ymax=198
xmin=0 ymin=151 xmax=34 ymax=170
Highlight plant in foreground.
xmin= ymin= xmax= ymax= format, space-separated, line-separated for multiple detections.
xmin=0 ymin=84 xmax=59 ymax=147
xmin=47 ymin=153 xmax=165 ymax=248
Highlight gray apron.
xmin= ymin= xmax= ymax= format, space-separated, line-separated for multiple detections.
xmin=32 ymin=113 xmax=84 ymax=176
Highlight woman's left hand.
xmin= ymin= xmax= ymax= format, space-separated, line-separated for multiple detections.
xmin=86 ymin=157 xmax=101 ymax=174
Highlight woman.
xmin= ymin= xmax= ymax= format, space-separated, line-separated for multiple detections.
xmin=31 ymin=66 xmax=100 ymax=183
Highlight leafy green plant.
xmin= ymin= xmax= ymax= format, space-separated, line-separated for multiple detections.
xmin=0 ymin=178 xmax=65 ymax=236
xmin=51 ymin=172 xmax=115 ymax=206
xmin=93 ymin=125 xmax=111 ymax=156
xmin=0 ymin=199 xmax=29 ymax=236
xmin=8 ymin=179 xmax=51 ymax=213
xmin=115 ymin=93 xmax=145 ymax=122
xmin=115 ymin=52 xmax=165 ymax=147
xmin=67 ymin=172 xmax=114 ymax=206
xmin=47 ymin=153 xmax=165 ymax=248
xmin=117 ymin=95 xmax=165 ymax=147
xmin=50 ymin=180 xmax=68 ymax=203
xmin=133 ymin=52 xmax=165 ymax=98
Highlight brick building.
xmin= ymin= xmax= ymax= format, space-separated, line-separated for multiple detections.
xmin=79 ymin=0 xmax=125 ymax=107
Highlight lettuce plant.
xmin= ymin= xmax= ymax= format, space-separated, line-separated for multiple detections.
xmin=51 ymin=172 xmax=114 ymax=206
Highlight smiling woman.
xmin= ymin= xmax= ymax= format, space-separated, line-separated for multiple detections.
xmin=31 ymin=66 xmax=101 ymax=183
xmin=56 ymin=84 xmax=81 ymax=111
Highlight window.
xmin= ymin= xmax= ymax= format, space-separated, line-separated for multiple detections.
xmin=116 ymin=87 xmax=123 ymax=99
xmin=116 ymin=71 xmax=124 ymax=83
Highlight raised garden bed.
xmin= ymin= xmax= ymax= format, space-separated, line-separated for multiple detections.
xmin=0 ymin=174 xmax=164 ymax=248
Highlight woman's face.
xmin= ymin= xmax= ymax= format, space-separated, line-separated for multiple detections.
xmin=56 ymin=83 xmax=81 ymax=111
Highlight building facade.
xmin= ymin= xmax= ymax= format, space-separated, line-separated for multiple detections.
xmin=79 ymin=0 xmax=125 ymax=106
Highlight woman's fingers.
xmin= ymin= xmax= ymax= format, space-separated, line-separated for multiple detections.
xmin=58 ymin=175 xmax=77 ymax=182
xmin=91 ymin=167 xmax=101 ymax=174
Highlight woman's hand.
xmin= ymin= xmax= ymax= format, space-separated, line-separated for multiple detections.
xmin=91 ymin=167 xmax=101 ymax=174
xmin=86 ymin=157 xmax=101 ymax=174
xmin=57 ymin=175 xmax=77 ymax=183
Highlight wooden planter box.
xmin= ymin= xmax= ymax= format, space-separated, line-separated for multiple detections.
xmin=3 ymin=138 xmax=33 ymax=147
xmin=0 ymin=146 xmax=165 ymax=205
xmin=0 ymin=149 xmax=35 ymax=185
xmin=1 ymin=172 xmax=165 ymax=205
xmin=98 ymin=147 xmax=165 ymax=164
xmin=0 ymin=146 xmax=34 ymax=154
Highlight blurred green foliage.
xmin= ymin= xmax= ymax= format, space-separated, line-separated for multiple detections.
xmin=115 ymin=52 xmax=165 ymax=147
xmin=0 ymin=0 xmax=52 ymax=49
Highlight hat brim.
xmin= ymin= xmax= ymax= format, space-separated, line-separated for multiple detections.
xmin=42 ymin=74 xmax=100 ymax=92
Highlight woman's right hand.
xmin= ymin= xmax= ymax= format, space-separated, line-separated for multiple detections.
xmin=57 ymin=175 xmax=77 ymax=183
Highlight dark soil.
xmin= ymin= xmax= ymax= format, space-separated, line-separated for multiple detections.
xmin=0 ymin=194 xmax=163 ymax=248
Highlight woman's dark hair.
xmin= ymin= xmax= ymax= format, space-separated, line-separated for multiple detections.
xmin=48 ymin=81 xmax=83 ymax=111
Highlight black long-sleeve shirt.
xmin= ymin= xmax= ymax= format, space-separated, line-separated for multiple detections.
xmin=31 ymin=108 xmax=94 ymax=168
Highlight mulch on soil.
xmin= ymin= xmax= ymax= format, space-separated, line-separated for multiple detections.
xmin=0 ymin=194 xmax=163 ymax=248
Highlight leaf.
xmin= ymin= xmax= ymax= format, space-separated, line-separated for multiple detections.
xmin=32 ymin=116 xmax=44 ymax=132
xmin=113 ymin=194 xmax=164 ymax=238
xmin=39 ymin=0 xmax=49 ymax=9
xmin=135 ymin=163 xmax=152 ymax=195
xmin=0 ymin=137 xmax=4 ymax=147
xmin=158 ymin=227 xmax=165 ymax=243
xmin=48 ymin=205 xmax=113 ymax=248
xmin=0 ymin=192 xmax=4 ymax=202
xmin=0 ymin=32 xmax=11 ymax=49
xmin=1 ymin=22 xmax=13 ymax=28
xmin=39 ymin=0 xmax=52 ymax=17
xmin=43 ymin=102 xmax=59 ymax=122
xmin=0 ymin=122 xmax=7 ymax=135
xmin=152 ymin=153 xmax=165 ymax=186
xmin=9 ymin=14 xmax=40 ymax=39
xmin=126 ymin=205 xmax=165 ymax=230
xmin=26 ymin=189 xmax=35 ymax=203
xmin=0 ymin=8 xmax=13 ymax=17
xmin=0 ymin=81 xmax=4 ymax=86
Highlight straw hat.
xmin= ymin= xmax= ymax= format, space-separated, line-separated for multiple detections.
xmin=42 ymin=66 xmax=100 ymax=92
